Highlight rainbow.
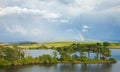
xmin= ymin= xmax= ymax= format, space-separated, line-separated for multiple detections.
xmin=79 ymin=33 xmax=85 ymax=41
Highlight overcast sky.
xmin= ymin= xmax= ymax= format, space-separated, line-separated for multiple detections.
xmin=0 ymin=0 xmax=120 ymax=42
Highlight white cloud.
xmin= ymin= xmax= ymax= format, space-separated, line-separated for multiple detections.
xmin=100 ymin=6 xmax=120 ymax=14
xmin=83 ymin=25 xmax=89 ymax=29
xmin=5 ymin=0 xmax=20 ymax=1
xmin=0 ymin=6 xmax=61 ymax=19
xmin=5 ymin=25 xmax=46 ymax=36
xmin=82 ymin=29 xmax=88 ymax=32
xmin=1 ymin=0 xmax=119 ymax=18
xmin=82 ymin=25 xmax=89 ymax=32
xmin=14 ymin=0 xmax=95 ymax=17
xmin=60 ymin=19 xmax=69 ymax=23
xmin=6 ymin=24 xmax=27 ymax=35
xmin=66 ymin=29 xmax=73 ymax=32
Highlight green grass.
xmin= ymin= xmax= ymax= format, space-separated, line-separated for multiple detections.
xmin=18 ymin=41 xmax=96 ymax=49
xmin=107 ymin=46 xmax=120 ymax=49
xmin=17 ymin=41 xmax=120 ymax=49
xmin=1 ymin=41 xmax=120 ymax=49
xmin=18 ymin=41 xmax=79 ymax=49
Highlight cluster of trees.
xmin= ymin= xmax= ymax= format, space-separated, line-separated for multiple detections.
xmin=56 ymin=43 xmax=115 ymax=62
xmin=11 ymin=41 xmax=38 ymax=45
xmin=0 ymin=46 xmax=25 ymax=66
xmin=13 ymin=54 xmax=57 ymax=65
xmin=0 ymin=45 xmax=58 ymax=66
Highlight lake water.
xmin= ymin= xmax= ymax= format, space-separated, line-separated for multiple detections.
xmin=0 ymin=49 xmax=120 ymax=72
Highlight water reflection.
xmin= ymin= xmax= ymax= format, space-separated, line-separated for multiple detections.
xmin=24 ymin=49 xmax=55 ymax=57
xmin=0 ymin=63 xmax=114 ymax=72
xmin=56 ymin=63 xmax=112 ymax=72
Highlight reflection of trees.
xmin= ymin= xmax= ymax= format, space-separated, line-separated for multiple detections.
xmin=0 ymin=63 xmax=112 ymax=72
xmin=57 ymin=64 xmax=76 ymax=72
xmin=56 ymin=63 xmax=112 ymax=72
xmin=101 ymin=64 xmax=112 ymax=72
xmin=80 ymin=64 xmax=112 ymax=72
xmin=81 ymin=64 xmax=88 ymax=72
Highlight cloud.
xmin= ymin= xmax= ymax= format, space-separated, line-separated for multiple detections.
xmin=0 ymin=6 xmax=61 ymax=19
xmin=60 ymin=19 xmax=69 ymax=23
xmin=82 ymin=29 xmax=88 ymax=32
xmin=5 ymin=25 xmax=45 ymax=37
xmin=100 ymin=6 xmax=120 ymax=14
xmin=6 ymin=24 xmax=27 ymax=35
xmin=1 ymin=0 xmax=119 ymax=18
xmin=83 ymin=25 xmax=89 ymax=29
xmin=0 ymin=0 xmax=120 ymax=41
xmin=12 ymin=0 xmax=95 ymax=17
xmin=0 ymin=0 xmax=6 ymax=7
xmin=66 ymin=29 xmax=73 ymax=32
xmin=82 ymin=25 xmax=89 ymax=32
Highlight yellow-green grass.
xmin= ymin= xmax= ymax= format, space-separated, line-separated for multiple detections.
xmin=18 ymin=42 xmax=76 ymax=49
xmin=1 ymin=41 xmax=120 ymax=49
xmin=107 ymin=46 xmax=120 ymax=49
xmin=17 ymin=41 xmax=100 ymax=49
xmin=0 ymin=43 xmax=13 ymax=48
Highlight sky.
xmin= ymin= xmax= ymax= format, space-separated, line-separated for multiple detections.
xmin=0 ymin=0 xmax=120 ymax=42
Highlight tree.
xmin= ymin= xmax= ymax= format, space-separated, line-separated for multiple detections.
xmin=95 ymin=43 xmax=102 ymax=60
xmin=0 ymin=46 xmax=24 ymax=61
xmin=101 ymin=47 xmax=111 ymax=60
xmin=103 ymin=42 xmax=110 ymax=47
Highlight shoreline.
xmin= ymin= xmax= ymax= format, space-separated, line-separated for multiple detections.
xmin=0 ymin=60 xmax=116 ymax=67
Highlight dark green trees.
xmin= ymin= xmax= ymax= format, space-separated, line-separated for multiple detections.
xmin=0 ymin=46 xmax=24 ymax=61
xmin=56 ymin=43 xmax=113 ymax=62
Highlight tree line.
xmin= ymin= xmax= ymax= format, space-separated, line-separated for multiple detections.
xmin=56 ymin=43 xmax=113 ymax=62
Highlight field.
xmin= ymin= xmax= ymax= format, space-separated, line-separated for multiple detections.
xmin=18 ymin=41 xmax=81 ymax=49
xmin=0 ymin=41 xmax=120 ymax=49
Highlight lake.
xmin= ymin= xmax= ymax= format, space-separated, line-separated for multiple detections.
xmin=0 ymin=49 xmax=120 ymax=72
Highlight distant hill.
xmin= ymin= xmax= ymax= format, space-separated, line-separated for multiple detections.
xmin=11 ymin=41 xmax=38 ymax=45
xmin=1 ymin=39 xmax=120 ymax=49
xmin=17 ymin=41 xmax=100 ymax=49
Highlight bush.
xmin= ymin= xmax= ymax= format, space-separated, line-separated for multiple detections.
xmin=109 ymin=58 xmax=117 ymax=63
xmin=0 ymin=59 xmax=11 ymax=66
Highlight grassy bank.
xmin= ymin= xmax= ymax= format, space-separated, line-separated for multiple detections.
xmin=1 ymin=41 xmax=120 ymax=49
xmin=15 ymin=41 xmax=120 ymax=49
xmin=0 ymin=58 xmax=116 ymax=67
xmin=108 ymin=46 xmax=120 ymax=49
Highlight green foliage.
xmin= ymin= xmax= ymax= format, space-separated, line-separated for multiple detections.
xmin=56 ymin=43 xmax=115 ymax=62
xmin=11 ymin=41 xmax=38 ymax=46
xmin=0 ymin=58 xmax=11 ymax=66
xmin=0 ymin=46 xmax=25 ymax=66
xmin=109 ymin=58 xmax=116 ymax=63
xmin=103 ymin=42 xmax=110 ymax=46
xmin=38 ymin=54 xmax=57 ymax=63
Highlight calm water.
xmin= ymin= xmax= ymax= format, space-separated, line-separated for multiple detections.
xmin=0 ymin=49 xmax=120 ymax=72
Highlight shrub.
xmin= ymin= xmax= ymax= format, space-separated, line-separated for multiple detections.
xmin=109 ymin=58 xmax=117 ymax=63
